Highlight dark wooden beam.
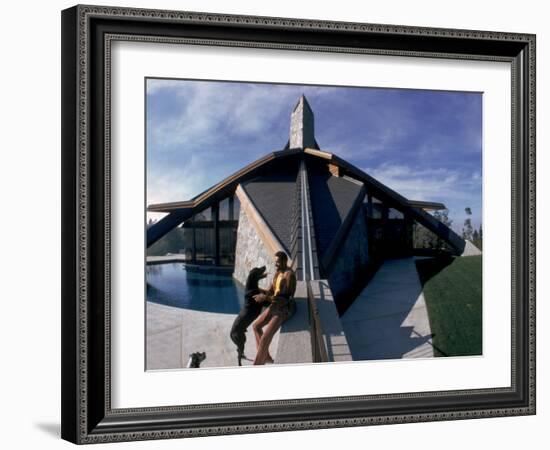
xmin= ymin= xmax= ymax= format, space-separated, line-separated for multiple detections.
xmin=213 ymin=204 xmax=220 ymax=266
xmin=366 ymin=194 xmax=374 ymax=258
xmin=146 ymin=209 xmax=192 ymax=247
xmin=181 ymin=220 xmax=238 ymax=229
xmin=367 ymin=193 xmax=373 ymax=218
xmin=191 ymin=217 xmax=196 ymax=264
xmin=228 ymin=196 xmax=234 ymax=220
xmin=147 ymin=148 xmax=302 ymax=213
xmin=404 ymin=212 xmax=414 ymax=256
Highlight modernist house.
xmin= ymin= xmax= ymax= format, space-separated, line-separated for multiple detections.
xmin=147 ymin=96 xmax=472 ymax=315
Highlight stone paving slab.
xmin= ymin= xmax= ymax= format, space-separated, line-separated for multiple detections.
xmin=311 ymin=280 xmax=353 ymax=362
xmin=275 ymin=282 xmax=312 ymax=364
xmin=341 ymin=257 xmax=435 ymax=361
xmin=146 ymin=301 xmax=280 ymax=370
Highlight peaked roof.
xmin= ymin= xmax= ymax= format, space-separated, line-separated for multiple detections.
xmin=241 ymin=168 xmax=299 ymax=255
xmin=307 ymin=162 xmax=365 ymax=259
xmin=147 ymin=147 xmax=446 ymax=218
xmin=147 ymin=96 xmax=465 ymax=255
xmin=237 ymin=158 xmax=367 ymax=275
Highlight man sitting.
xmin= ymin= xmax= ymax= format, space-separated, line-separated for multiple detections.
xmin=252 ymin=251 xmax=297 ymax=365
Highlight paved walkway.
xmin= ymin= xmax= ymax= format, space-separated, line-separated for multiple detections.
xmin=341 ymin=257 xmax=435 ymax=361
xmin=146 ymin=301 xmax=280 ymax=370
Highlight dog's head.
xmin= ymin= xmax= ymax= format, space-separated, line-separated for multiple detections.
xmin=191 ymin=351 xmax=206 ymax=362
xmin=187 ymin=351 xmax=206 ymax=368
xmin=245 ymin=266 xmax=267 ymax=291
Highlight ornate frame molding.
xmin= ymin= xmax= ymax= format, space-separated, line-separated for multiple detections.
xmin=61 ymin=5 xmax=536 ymax=444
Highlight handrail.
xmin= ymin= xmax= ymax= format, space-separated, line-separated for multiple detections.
xmin=306 ymin=281 xmax=328 ymax=363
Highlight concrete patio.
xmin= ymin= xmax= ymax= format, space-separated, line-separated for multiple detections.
xmin=146 ymin=300 xmax=281 ymax=370
xmin=147 ymin=256 xmax=434 ymax=369
xmin=147 ymin=277 xmax=351 ymax=370
xmin=341 ymin=257 xmax=435 ymax=360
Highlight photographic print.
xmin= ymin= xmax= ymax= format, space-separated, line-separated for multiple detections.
xmin=145 ymin=78 xmax=483 ymax=370
xmin=61 ymin=7 xmax=536 ymax=442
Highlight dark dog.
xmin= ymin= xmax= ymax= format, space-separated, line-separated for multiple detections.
xmin=230 ymin=266 xmax=270 ymax=366
xmin=186 ymin=351 xmax=206 ymax=368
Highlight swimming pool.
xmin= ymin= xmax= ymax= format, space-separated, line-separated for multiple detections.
xmin=146 ymin=263 xmax=244 ymax=314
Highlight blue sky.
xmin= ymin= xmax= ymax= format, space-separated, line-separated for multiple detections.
xmin=146 ymin=78 xmax=482 ymax=233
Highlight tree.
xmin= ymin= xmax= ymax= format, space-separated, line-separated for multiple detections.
xmin=433 ymin=209 xmax=453 ymax=251
xmin=434 ymin=209 xmax=452 ymax=228
xmin=414 ymin=209 xmax=453 ymax=251
xmin=462 ymin=207 xmax=473 ymax=241
xmin=473 ymin=224 xmax=483 ymax=250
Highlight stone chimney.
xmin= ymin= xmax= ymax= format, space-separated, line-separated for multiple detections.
xmin=289 ymin=95 xmax=316 ymax=149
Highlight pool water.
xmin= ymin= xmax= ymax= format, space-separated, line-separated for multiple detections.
xmin=146 ymin=263 xmax=244 ymax=314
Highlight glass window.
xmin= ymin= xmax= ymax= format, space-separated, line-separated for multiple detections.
xmin=220 ymin=226 xmax=238 ymax=266
xmin=146 ymin=226 xmax=193 ymax=258
xmin=389 ymin=208 xmax=404 ymax=219
xmin=413 ymin=222 xmax=453 ymax=251
xmin=219 ymin=198 xmax=230 ymax=220
xmin=194 ymin=227 xmax=215 ymax=263
xmin=366 ymin=196 xmax=383 ymax=219
xmin=148 ymin=197 xmax=241 ymax=266
xmin=232 ymin=195 xmax=240 ymax=220
xmin=194 ymin=207 xmax=212 ymax=222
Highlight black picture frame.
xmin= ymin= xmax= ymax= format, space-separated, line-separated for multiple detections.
xmin=61 ymin=4 xmax=536 ymax=444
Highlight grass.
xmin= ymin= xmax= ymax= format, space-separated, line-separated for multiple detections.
xmin=415 ymin=255 xmax=482 ymax=357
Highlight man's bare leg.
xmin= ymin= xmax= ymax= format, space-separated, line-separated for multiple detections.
xmin=252 ymin=308 xmax=270 ymax=347
xmin=252 ymin=308 xmax=274 ymax=362
xmin=253 ymin=314 xmax=284 ymax=365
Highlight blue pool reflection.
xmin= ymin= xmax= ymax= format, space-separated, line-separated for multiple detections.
xmin=146 ymin=263 xmax=244 ymax=314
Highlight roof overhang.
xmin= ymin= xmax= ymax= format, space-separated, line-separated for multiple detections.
xmin=148 ymin=146 xmax=446 ymax=214
xmin=406 ymin=200 xmax=446 ymax=211
xmin=147 ymin=144 xmax=465 ymax=254
xmin=147 ymin=148 xmax=302 ymax=213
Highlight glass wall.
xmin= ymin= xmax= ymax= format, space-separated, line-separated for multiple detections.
xmin=364 ymin=195 xmax=383 ymax=219
xmin=194 ymin=207 xmax=212 ymax=222
xmin=146 ymin=226 xmax=192 ymax=257
xmin=388 ymin=208 xmax=404 ymax=219
xmin=364 ymin=194 xmax=412 ymax=259
xmin=147 ymin=194 xmax=241 ymax=266
xmin=413 ymin=222 xmax=454 ymax=252
xmin=193 ymin=225 xmax=214 ymax=263
xmin=219 ymin=198 xmax=230 ymax=220
xmin=219 ymin=227 xmax=238 ymax=266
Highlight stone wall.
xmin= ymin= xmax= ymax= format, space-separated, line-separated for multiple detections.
xmin=327 ymin=209 xmax=370 ymax=301
xmin=233 ymin=206 xmax=276 ymax=290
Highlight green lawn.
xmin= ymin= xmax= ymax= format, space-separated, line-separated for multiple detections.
xmin=415 ymin=255 xmax=482 ymax=357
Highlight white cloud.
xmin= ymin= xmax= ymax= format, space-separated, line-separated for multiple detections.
xmin=364 ymin=162 xmax=482 ymax=232
xmin=365 ymin=162 xmax=480 ymax=202
xmin=146 ymin=154 xmax=207 ymax=206
xmin=147 ymin=82 xmax=305 ymax=152
xmin=147 ymin=79 xmax=190 ymax=94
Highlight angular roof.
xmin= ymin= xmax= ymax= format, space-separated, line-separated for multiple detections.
xmin=147 ymin=95 xmax=465 ymax=256
xmin=241 ymin=168 xmax=299 ymax=255
xmin=236 ymin=158 xmax=367 ymax=278
xmin=307 ymin=163 xmax=364 ymax=259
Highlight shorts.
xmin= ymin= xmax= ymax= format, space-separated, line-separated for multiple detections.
xmin=268 ymin=298 xmax=291 ymax=320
